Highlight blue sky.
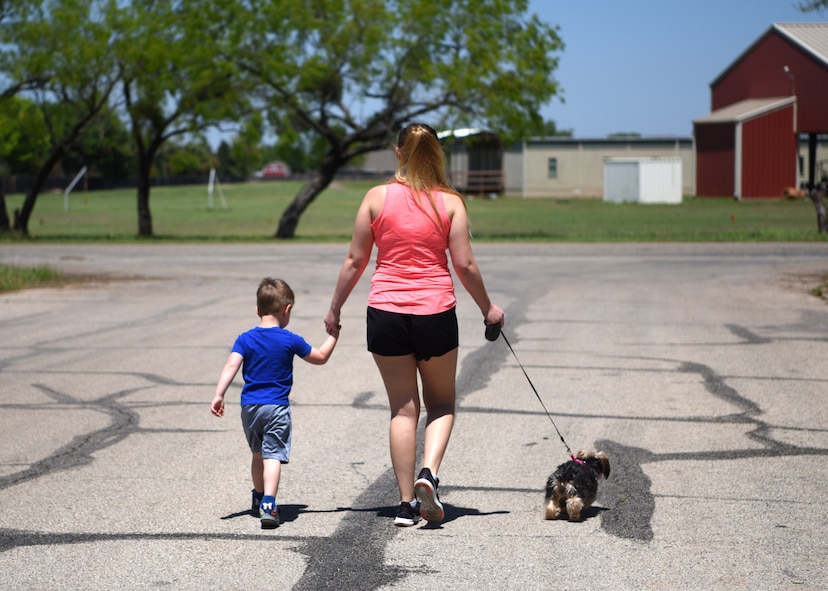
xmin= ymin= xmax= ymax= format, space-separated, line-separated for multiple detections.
xmin=529 ymin=0 xmax=827 ymax=138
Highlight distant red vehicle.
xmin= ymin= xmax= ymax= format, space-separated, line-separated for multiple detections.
xmin=256 ymin=161 xmax=292 ymax=179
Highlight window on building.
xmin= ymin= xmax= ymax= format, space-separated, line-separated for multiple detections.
xmin=547 ymin=158 xmax=558 ymax=178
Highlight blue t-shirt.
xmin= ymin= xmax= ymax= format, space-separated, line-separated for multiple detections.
xmin=232 ymin=326 xmax=312 ymax=406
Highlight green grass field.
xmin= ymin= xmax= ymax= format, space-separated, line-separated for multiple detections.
xmin=2 ymin=179 xmax=827 ymax=242
xmin=0 ymin=263 xmax=62 ymax=292
xmin=3 ymin=180 xmax=827 ymax=292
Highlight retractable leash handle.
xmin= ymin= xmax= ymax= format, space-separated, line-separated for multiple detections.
xmin=484 ymin=321 xmax=502 ymax=342
xmin=484 ymin=321 xmax=583 ymax=464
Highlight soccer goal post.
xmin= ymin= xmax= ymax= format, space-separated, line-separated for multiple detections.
xmin=63 ymin=166 xmax=88 ymax=212
xmin=207 ymin=168 xmax=228 ymax=210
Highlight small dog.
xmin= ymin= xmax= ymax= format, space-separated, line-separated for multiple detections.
xmin=544 ymin=451 xmax=610 ymax=521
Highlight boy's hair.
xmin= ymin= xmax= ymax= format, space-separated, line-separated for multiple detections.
xmin=257 ymin=277 xmax=295 ymax=317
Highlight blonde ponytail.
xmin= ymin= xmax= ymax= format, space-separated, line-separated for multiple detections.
xmin=394 ymin=123 xmax=464 ymax=230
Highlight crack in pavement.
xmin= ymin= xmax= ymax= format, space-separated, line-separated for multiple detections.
xmin=2 ymin=289 xmax=826 ymax=589
xmin=0 ymin=383 xmax=143 ymax=491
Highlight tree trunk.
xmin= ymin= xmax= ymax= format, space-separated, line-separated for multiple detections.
xmin=275 ymin=161 xmax=339 ymax=239
xmin=809 ymin=186 xmax=828 ymax=234
xmin=12 ymin=146 xmax=65 ymax=236
xmin=0 ymin=183 xmax=10 ymax=233
xmin=136 ymin=154 xmax=154 ymax=237
xmin=7 ymin=92 xmax=107 ymax=236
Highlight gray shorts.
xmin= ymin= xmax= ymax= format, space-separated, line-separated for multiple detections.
xmin=241 ymin=404 xmax=292 ymax=463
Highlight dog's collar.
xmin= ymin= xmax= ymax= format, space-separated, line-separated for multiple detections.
xmin=570 ymin=453 xmax=585 ymax=465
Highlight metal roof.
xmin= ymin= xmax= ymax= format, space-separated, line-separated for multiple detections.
xmin=774 ymin=23 xmax=828 ymax=68
xmin=693 ymin=97 xmax=795 ymax=125
xmin=524 ymin=135 xmax=691 ymax=146
xmin=437 ymin=128 xmax=485 ymax=140
xmin=711 ymin=22 xmax=828 ymax=86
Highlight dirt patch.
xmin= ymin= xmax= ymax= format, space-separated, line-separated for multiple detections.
xmin=782 ymin=272 xmax=828 ymax=303
xmin=2 ymin=271 xmax=161 ymax=294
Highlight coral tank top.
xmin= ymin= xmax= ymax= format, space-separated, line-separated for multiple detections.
xmin=368 ymin=182 xmax=456 ymax=314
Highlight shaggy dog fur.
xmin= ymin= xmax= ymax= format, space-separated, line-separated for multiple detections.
xmin=544 ymin=451 xmax=610 ymax=521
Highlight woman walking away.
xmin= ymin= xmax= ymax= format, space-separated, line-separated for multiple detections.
xmin=323 ymin=123 xmax=505 ymax=526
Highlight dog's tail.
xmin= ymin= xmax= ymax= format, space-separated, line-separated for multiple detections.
xmin=597 ymin=452 xmax=610 ymax=479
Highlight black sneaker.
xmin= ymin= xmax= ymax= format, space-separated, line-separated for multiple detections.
xmin=393 ymin=501 xmax=422 ymax=527
xmin=251 ymin=489 xmax=264 ymax=517
xmin=414 ymin=468 xmax=444 ymax=523
xmin=260 ymin=502 xmax=280 ymax=529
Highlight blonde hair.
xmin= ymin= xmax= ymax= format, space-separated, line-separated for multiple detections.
xmin=256 ymin=277 xmax=295 ymax=317
xmin=394 ymin=123 xmax=464 ymax=229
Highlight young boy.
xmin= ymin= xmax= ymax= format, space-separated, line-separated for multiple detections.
xmin=211 ymin=277 xmax=339 ymax=529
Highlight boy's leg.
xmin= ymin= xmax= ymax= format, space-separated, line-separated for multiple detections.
xmin=250 ymin=452 xmax=265 ymax=516
xmin=258 ymin=405 xmax=290 ymax=529
xmin=262 ymin=458 xmax=282 ymax=498
xmin=250 ymin=452 xmax=282 ymax=497
xmin=259 ymin=458 xmax=282 ymax=529
xmin=251 ymin=452 xmax=265 ymax=493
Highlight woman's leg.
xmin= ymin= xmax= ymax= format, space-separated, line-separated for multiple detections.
xmin=372 ymin=353 xmax=420 ymax=502
xmin=417 ymin=348 xmax=458 ymax=475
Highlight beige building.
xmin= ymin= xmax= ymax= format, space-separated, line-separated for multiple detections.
xmin=504 ymin=136 xmax=695 ymax=198
xmin=359 ymin=132 xmax=827 ymax=199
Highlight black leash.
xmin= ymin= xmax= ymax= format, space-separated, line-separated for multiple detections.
xmin=486 ymin=322 xmax=580 ymax=463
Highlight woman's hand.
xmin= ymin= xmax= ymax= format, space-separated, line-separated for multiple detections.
xmin=485 ymin=304 xmax=505 ymax=328
xmin=324 ymin=309 xmax=341 ymax=336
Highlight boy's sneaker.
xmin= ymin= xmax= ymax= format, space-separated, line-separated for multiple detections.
xmin=260 ymin=502 xmax=280 ymax=529
xmin=414 ymin=467 xmax=444 ymax=523
xmin=393 ymin=501 xmax=422 ymax=527
xmin=251 ymin=490 xmax=264 ymax=517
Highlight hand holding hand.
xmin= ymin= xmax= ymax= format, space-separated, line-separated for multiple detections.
xmin=324 ymin=309 xmax=342 ymax=336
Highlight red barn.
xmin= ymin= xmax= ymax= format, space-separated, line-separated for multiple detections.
xmin=694 ymin=23 xmax=828 ymax=198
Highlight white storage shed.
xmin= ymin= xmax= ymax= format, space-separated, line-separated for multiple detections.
xmin=603 ymin=157 xmax=683 ymax=204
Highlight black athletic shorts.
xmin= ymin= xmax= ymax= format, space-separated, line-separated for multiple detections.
xmin=366 ymin=306 xmax=459 ymax=361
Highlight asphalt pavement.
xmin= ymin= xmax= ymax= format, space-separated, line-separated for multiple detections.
xmin=1 ymin=242 xmax=826 ymax=590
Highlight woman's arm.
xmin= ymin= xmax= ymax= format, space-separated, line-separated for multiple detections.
xmin=446 ymin=196 xmax=505 ymax=327
xmin=324 ymin=185 xmax=383 ymax=334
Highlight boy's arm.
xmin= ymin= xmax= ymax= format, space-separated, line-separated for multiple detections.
xmin=211 ymin=352 xmax=243 ymax=417
xmin=302 ymin=333 xmax=339 ymax=366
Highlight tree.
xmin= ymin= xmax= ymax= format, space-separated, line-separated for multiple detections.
xmin=109 ymin=0 xmax=249 ymax=236
xmin=807 ymin=167 xmax=828 ymax=233
xmin=798 ymin=0 xmax=828 ymax=12
xmin=156 ymin=139 xmax=216 ymax=177
xmin=0 ymin=0 xmax=119 ymax=236
xmin=542 ymin=119 xmax=573 ymax=138
xmin=796 ymin=0 xmax=827 ymax=231
xmin=226 ymin=115 xmax=265 ymax=179
xmin=266 ymin=126 xmax=340 ymax=175
xmin=0 ymin=96 xmax=50 ymax=174
xmin=62 ymin=108 xmax=134 ymax=181
xmin=217 ymin=141 xmax=233 ymax=179
xmin=0 ymin=0 xmax=51 ymax=100
xmin=1 ymin=1 xmax=54 ymax=233
xmin=231 ymin=0 xmax=564 ymax=238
